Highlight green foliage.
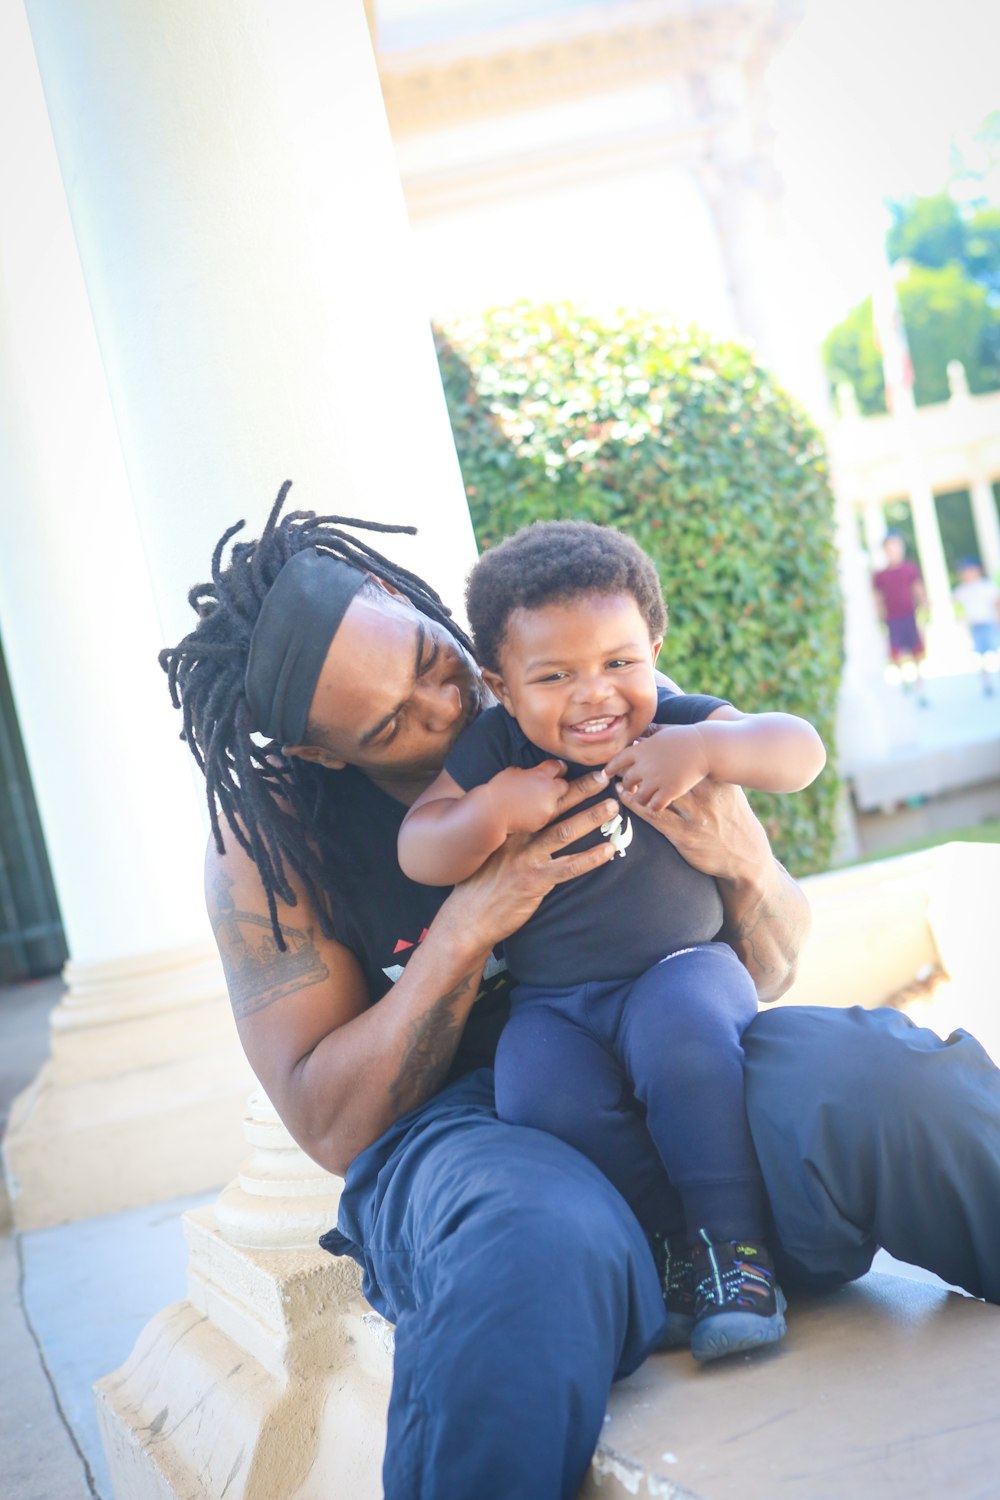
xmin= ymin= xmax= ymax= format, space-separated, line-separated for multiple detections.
xmin=822 ymin=298 xmax=885 ymax=414
xmin=825 ymin=185 xmax=1000 ymax=412
xmin=887 ymin=193 xmax=966 ymax=269
xmin=903 ymin=265 xmax=996 ymax=403
xmin=962 ymin=205 xmax=1000 ymax=297
xmin=824 ymin=264 xmax=1000 ymax=415
xmin=435 ymin=304 xmax=843 ymax=876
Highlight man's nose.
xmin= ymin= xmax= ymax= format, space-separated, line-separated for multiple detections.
xmin=417 ymin=680 xmax=463 ymax=732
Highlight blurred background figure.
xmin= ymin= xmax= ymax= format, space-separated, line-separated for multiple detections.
xmin=954 ymin=557 xmax=1000 ymax=696
xmin=873 ymin=531 xmax=929 ymax=704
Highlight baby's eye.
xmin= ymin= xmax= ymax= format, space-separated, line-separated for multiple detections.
xmin=607 ymin=659 xmax=633 ymax=669
xmin=535 ymin=672 xmax=567 ymax=684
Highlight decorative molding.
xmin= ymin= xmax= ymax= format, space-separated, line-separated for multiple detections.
xmin=399 ymin=113 xmax=726 ymax=218
xmin=377 ymin=1 xmax=797 ymax=137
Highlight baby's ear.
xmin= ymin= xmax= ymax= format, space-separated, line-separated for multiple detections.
xmin=482 ymin=668 xmax=513 ymax=712
xmin=649 ymin=637 xmax=663 ymax=664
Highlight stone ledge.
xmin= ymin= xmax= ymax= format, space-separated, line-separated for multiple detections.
xmin=584 ymin=1272 xmax=1000 ymax=1499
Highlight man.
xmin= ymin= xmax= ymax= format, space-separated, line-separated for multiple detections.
xmin=163 ymin=487 xmax=1000 ymax=1500
xmin=873 ymin=531 xmax=928 ymax=703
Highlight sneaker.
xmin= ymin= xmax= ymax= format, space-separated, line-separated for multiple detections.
xmin=651 ymin=1232 xmax=696 ymax=1348
xmin=689 ymin=1229 xmax=787 ymax=1363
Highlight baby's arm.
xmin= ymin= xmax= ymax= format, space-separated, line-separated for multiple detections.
xmin=398 ymin=761 xmax=569 ymax=886
xmin=605 ymin=705 xmax=826 ymax=813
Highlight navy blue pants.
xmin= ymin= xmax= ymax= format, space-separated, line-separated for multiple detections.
xmin=322 ymin=1005 xmax=1000 ymax=1500
xmin=495 ymin=942 xmax=764 ymax=1242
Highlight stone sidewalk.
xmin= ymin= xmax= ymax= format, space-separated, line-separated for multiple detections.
xmin=4 ymin=977 xmax=999 ymax=1500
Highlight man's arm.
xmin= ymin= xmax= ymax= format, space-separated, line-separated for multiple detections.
xmin=616 ymin=777 xmax=810 ymax=1002
xmin=207 ymin=771 xmax=619 ymax=1174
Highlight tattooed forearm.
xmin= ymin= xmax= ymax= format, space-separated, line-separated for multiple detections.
xmin=388 ymin=972 xmax=478 ymax=1117
xmin=723 ymin=863 xmax=810 ymax=1003
xmin=208 ymin=865 xmax=329 ymax=1018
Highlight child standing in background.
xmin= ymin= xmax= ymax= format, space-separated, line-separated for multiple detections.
xmin=398 ymin=520 xmax=826 ymax=1363
xmin=953 ymin=557 xmax=1000 ymax=696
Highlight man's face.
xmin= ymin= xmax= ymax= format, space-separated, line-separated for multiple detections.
xmin=293 ymin=585 xmax=487 ymax=797
xmin=486 ymin=591 xmax=661 ymax=766
xmin=885 ymin=535 xmax=906 ymax=566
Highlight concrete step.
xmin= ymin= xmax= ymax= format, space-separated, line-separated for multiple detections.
xmin=586 ymin=1271 xmax=1000 ymax=1500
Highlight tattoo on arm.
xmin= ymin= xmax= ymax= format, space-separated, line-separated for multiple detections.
xmin=727 ymin=902 xmax=784 ymax=987
xmin=388 ymin=972 xmax=478 ymax=1117
xmin=208 ymin=866 xmax=330 ymax=1018
xmin=724 ymin=863 xmax=808 ymax=997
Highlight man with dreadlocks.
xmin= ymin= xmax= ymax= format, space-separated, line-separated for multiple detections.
xmin=163 ymin=483 xmax=1000 ymax=1500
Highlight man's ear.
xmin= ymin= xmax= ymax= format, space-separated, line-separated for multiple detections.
xmin=283 ymin=742 xmax=346 ymax=771
xmin=365 ymin=573 xmax=412 ymax=606
xmin=482 ymin=668 xmax=513 ymax=712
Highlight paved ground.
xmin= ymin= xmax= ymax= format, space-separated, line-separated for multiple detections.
xmin=847 ymin=664 xmax=1000 ymax=849
xmin=0 ymin=975 xmax=978 ymax=1500
xmin=0 ymin=977 xmax=215 ymax=1500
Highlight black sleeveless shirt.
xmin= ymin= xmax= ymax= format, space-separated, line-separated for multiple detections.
xmin=323 ymin=766 xmax=510 ymax=1080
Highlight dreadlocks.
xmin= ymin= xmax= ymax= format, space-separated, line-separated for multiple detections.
xmin=160 ymin=480 xmax=473 ymax=948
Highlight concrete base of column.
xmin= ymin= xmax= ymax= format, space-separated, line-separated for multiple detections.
xmin=94 ymin=1206 xmax=391 ymax=1500
xmin=2 ymin=944 xmax=254 ymax=1230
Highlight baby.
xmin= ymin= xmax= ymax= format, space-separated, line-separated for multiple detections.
xmin=398 ymin=520 xmax=826 ymax=1362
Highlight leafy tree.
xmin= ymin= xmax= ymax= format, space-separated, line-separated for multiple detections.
xmin=964 ymin=205 xmax=1000 ymax=298
xmin=901 ymin=264 xmax=996 ymax=403
xmin=822 ymin=298 xmax=884 ymax=414
xmin=824 ymin=161 xmax=1000 ymax=412
xmin=887 ymin=193 xmax=965 ymax=269
xmin=436 ymin=303 xmax=843 ymax=876
xmin=824 ymin=266 xmax=998 ymax=414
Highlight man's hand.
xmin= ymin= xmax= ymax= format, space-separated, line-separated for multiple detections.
xmin=615 ymin=776 xmax=810 ymax=1001
xmin=448 ymin=767 xmax=618 ymax=950
xmin=605 ymin=725 xmax=710 ymax=812
xmin=487 ymin=760 xmax=569 ymax=835
xmin=617 ymin=775 xmax=770 ymax=884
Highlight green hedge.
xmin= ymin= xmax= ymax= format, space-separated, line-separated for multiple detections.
xmin=435 ymin=303 xmax=843 ymax=876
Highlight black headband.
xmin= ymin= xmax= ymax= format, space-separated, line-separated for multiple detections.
xmin=245 ymin=549 xmax=366 ymax=743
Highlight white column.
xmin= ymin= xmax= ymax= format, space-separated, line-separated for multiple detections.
xmin=947 ymin=360 xmax=1000 ymax=581
xmin=861 ymin=499 xmax=887 ymax=563
xmin=0 ymin=1 xmax=209 ymax=967
xmin=907 ymin=477 xmax=957 ymax=642
xmin=0 ymin=2 xmax=258 ymax=1228
xmin=22 ymin=0 xmax=478 ymax=649
xmin=691 ymin=54 xmax=828 ymax=416
xmin=13 ymin=6 xmax=481 ymax=1490
xmin=884 ymin=374 xmax=957 ymax=648
xmin=970 ymin=473 xmax=1000 ymax=581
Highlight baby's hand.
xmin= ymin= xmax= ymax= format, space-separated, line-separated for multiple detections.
xmin=605 ymin=725 xmax=710 ymax=812
xmin=488 ymin=760 xmax=569 ymax=835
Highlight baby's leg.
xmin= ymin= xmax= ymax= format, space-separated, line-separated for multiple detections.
xmin=617 ymin=943 xmax=762 ymax=1242
xmin=618 ymin=944 xmax=786 ymax=1361
xmin=495 ymin=982 xmax=682 ymax=1239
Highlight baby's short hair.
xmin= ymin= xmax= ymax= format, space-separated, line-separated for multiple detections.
xmin=466 ymin=520 xmax=666 ymax=671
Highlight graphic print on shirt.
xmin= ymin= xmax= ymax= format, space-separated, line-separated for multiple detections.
xmin=382 ymin=926 xmax=508 ymax=995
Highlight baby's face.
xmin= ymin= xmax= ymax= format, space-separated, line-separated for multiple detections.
xmin=487 ymin=591 xmax=661 ymax=765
